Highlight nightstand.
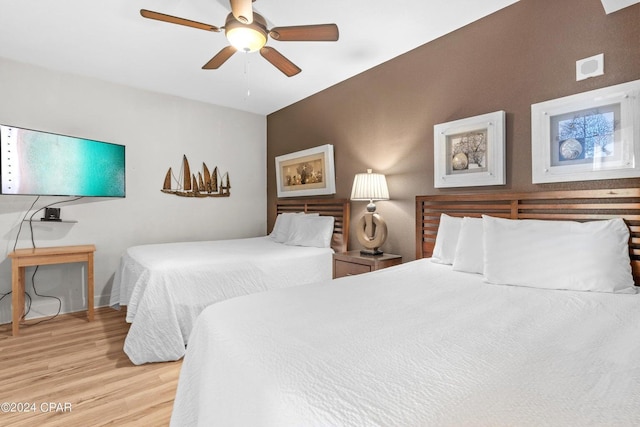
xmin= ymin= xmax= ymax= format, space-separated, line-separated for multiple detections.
xmin=333 ymin=251 xmax=402 ymax=279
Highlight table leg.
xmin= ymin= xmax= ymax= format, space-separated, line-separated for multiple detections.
xmin=12 ymin=265 xmax=25 ymax=336
xmin=87 ymin=254 xmax=94 ymax=321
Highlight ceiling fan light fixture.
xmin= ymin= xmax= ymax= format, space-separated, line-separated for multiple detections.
xmin=226 ymin=27 xmax=267 ymax=52
xmin=224 ymin=12 xmax=268 ymax=53
xmin=140 ymin=8 xmax=338 ymax=76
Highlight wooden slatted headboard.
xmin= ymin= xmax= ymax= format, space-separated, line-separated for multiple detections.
xmin=276 ymin=198 xmax=350 ymax=253
xmin=416 ymin=188 xmax=640 ymax=285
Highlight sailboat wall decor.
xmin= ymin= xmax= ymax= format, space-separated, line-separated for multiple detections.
xmin=162 ymin=155 xmax=231 ymax=198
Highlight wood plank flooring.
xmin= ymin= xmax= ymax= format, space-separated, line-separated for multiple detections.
xmin=0 ymin=307 xmax=182 ymax=426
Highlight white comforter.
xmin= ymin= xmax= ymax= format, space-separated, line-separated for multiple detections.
xmin=109 ymin=236 xmax=333 ymax=365
xmin=171 ymin=259 xmax=640 ymax=426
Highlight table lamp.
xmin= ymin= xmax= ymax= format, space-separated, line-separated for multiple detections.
xmin=350 ymin=169 xmax=390 ymax=256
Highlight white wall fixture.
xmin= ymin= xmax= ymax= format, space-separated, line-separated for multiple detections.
xmin=600 ymin=0 xmax=640 ymax=14
xmin=576 ymin=54 xmax=604 ymax=81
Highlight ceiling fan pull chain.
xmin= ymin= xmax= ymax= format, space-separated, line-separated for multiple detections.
xmin=244 ymin=52 xmax=251 ymax=98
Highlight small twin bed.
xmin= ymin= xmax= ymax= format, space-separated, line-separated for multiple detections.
xmin=109 ymin=198 xmax=349 ymax=365
xmin=171 ymin=188 xmax=640 ymax=426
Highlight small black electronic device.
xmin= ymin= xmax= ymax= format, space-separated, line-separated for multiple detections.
xmin=42 ymin=207 xmax=61 ymax=221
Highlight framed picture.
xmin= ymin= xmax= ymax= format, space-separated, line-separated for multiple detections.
xmin=434 ymin=110 xmax=506 ymax=188
xmin=275 ymin=144 xmax=336 ymax=198
xmin=531 ymin=79 xmax=640 ymax=184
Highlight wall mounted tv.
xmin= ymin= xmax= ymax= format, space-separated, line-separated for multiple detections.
xmin=0 ymin=124 xmax=125 ymax=197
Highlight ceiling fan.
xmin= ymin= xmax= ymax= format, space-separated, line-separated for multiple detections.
xmin=140 ymin=0 xmax=339 ymax=77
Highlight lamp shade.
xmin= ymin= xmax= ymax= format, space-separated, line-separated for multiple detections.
xmin=350 ymin=169 xmax=389 ymax=201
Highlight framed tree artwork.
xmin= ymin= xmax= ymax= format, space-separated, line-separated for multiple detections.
xmin=531 ymin=79 xmax=640 ymax=183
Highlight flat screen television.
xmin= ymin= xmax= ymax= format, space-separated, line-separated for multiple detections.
xmin=0 ymin=124 xmax=125 ymax=197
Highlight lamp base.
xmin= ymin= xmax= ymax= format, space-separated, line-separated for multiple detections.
xmin=360 ymin=249 xmax=384 ymax=256
xmin=355 ymin=212 xmax=388 ymax=257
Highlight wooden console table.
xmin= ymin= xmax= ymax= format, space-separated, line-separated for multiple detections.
xmin=8 ymin=244 xmax=96 ymax=336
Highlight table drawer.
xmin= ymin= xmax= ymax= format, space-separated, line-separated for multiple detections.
xmin=334 ymin=260 xmax=372 ymax=278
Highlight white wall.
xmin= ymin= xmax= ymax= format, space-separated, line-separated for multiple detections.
xmin=0 ymin=58 xmax=267 ymax=324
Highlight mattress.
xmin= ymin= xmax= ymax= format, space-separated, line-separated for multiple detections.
xmin=171 ymin=259 xmax=640 ymax=426
xmin=109 ymin=236 xmax=333 ymax=365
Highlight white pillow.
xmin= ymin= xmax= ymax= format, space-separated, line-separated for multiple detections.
xmin=284 ymin=215 xmax=335 ymax=248
xmin=270 ymin=213 xmax=299 ymax=243
xmin=431 ymin=213 xmax=463 ymax=265
xmin=270 ymin=212 xmax=319 ymax=243
xmin=482 ymin=215 xmax=635 ymax=293
xmin=452 ymin=217 xmax=484 ymax=274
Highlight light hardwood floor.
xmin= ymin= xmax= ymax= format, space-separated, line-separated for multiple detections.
xmin=0 ymin=307 xmax=182 ymax=426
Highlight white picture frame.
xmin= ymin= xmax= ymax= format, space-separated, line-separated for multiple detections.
xmin=531 ymin=79 xmax=640 ymax=184
xmin=275 ymin=144 xmax=336 ymax=198
xmin=434 ymin=110 xmax=506 ymax=188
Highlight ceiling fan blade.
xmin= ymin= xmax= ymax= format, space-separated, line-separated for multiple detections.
xmin=230 ymin=0 xmax=253 ymax=24
xmin=269 ymin=24 xmax=339 ymax=42
xmin=140 ymin=9 xmax=220 ymax=32
xmin=202 ymin=46 xmax=238 ymax=69
xmin=260 ymin=47 xmax=301 ymax=77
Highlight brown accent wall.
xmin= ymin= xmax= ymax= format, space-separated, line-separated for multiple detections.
xmin=267 ymin=0 xmax=640 ymax=262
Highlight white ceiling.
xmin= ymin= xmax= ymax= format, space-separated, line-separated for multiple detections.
xmin=0 ymin=0 xmax=520 ymax=115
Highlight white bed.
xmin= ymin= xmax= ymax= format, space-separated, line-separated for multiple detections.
xmin=171 ymin=260 xmax=640 ymax=426
xmin=109 ymin=198 xmax=349 ymax=365
xmin=171 ymin=188 xmax=640 ymax=426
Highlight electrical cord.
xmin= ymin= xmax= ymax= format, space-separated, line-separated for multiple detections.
xmin=0 ymin=292 xmax=11 ymax=305
xmin=12 ymin=195 xmax=40 ymax=251
xmin=1 ymin=196 xmax=41 ymax=314
xmin=27 ymin=196 xmax=83 ymax=248
xmin=7 ymin=196 xmax=82 ymax=325
xmin=21 ymin=265 xmax=62 ymax=326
